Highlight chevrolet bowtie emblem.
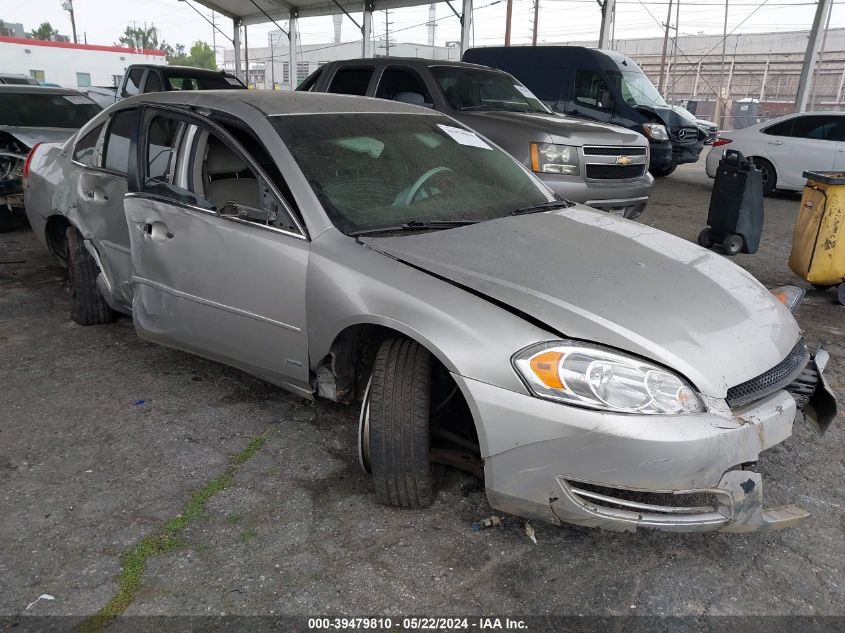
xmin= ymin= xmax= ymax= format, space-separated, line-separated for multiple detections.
xmin=616 ymin=155 xmax=633 ymax=166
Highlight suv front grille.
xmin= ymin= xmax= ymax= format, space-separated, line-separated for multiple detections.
xmin=726 ymin=339 xmax=810 ymax=408
xmin=585 ymin=164 xmax=646 ymax=180
xmin=583 ymin=146 xmax=647 ymax=156
xmin=671 ymin=126 xmax=700 ymax=144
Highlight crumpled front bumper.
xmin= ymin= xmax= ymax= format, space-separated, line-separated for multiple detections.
xmin=454 ymin=351 xmax=836 ymax=533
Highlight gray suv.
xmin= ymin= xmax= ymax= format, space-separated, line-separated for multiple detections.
xmin=300 ymin=58 xmax=654 ymax=219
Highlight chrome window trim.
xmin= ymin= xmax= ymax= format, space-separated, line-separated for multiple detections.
xmin=124 ymin=192 xmax=308 ymax=242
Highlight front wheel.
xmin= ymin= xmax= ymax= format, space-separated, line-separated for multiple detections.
xmin=750 ymin=157 xmax=777 ymax=195
xmin=649 ymin=161 xmax=677 ymax=177
xmin=363 ymin=336 xmax=440 ymax=508
xmin=723 ymin=234 xmax=744 ymax=256
xmin=697 ymin=227 xmax=713 ymax=248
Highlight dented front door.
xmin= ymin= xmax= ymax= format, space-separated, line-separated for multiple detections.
xmin=123 ymin=194 xmax=311 ymax=393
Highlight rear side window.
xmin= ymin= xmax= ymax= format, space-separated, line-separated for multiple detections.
xmin=73 ymin=123 xmax=105 ymax=167
xmin=124 ymin=68 xmax=144 ymax=96
xmin=165 ymin=72 xmax=244 ymax=90
xmin=328 ymin=67 xmax=373 ymax=96
xmin=764 ymin=116 xmax=844 ymax=141
xmin=375 ymin=68 xmax=432 ymax=106
xmin=0 ymin=92 xmax=100 ymax=127
xmin=103 ymin=109 xmax=137 ymax=174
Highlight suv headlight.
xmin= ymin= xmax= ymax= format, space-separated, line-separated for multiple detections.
xmin=513 ymin=341 xmax=705 ymax=415
xmin=530 ymin=142 xmax=579 ymax=175
xmin=642 ymin=122 xmax=669 ymax=141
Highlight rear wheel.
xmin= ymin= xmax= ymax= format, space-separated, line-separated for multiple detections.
xmin=838 ymin=284 xmax=845 ymax=306
xmin=66 ymin=227 xmax=115 ymax=326
xmin=649 ymin=161 xmax=677 ymax=178
xmin=750 ymin=157 xmax=776 ymax=195
xmin=723 ymin=234 xmax=744 ymax=256
xmin=812 ymin=283 xmax=834 ymax=291
xmin=363 ymin=336 xmax=440 ymax=508
xmin=697 ymin=227 xmax=713 ymax=248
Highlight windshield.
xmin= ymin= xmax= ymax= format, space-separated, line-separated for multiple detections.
xmin=607 ymin=69 xmax=667 ymax=108
xmin=271 ymin=113 xmax=551 ymax=235
xmin=431 ymin=66 xmax=551 ymax=114
xmin=0 ymin=92 xmax=101 ymax=128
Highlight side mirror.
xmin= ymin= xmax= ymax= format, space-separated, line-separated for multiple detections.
xmin=394 ymin=91 xmax=427 ymax=107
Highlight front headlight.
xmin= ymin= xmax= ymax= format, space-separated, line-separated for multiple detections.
xmin=642 ymin=122 xmax=669 ymax=141
xmin=530 ymin=142 xmax=579 ymax=175
xmin=513 ymin=341 xmax=705 ymax=415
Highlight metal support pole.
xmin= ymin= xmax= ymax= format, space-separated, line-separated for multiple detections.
xmin=598 ymin=0 xmax=615 ymax=49
xmin=289 ymin=9 xmax=299 ymax=89
xmin=692 ymin=61 xmax=701 ymax=98
xmin=244 ymin=24 xmax=249 ymax=87
xmin=657 ymin=0 xmax=674 ymax=94
xmin=269 ymin=32 xmax=276 ymax=90
xmin=362 ymin=0 xmax=374 ymax=57
xmin=836 ymin=65 xmax=845 ymax=105
xmin=759 ymin=59 xmax=769 ymax=101
xmin=460 ymin=0 xmax=473 ymax=55
xmin=714 ymin=0 xmax=728 ymax=129
xmin=796 ymin=0 xmax=833 ymax=112
xmin=505 ymin=0 xmax=513 ymax=46
xmin=532 ymin=0 xmax=540 ymax=46
xmin=232 ymin=19 xmax=242 ymax=81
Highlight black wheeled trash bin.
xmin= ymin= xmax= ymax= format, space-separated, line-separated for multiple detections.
xmin=698 ymin=149 xmax=764 ymax=256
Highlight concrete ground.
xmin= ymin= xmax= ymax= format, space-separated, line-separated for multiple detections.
xmin=1 ymin=159 xmax=844 ymax=623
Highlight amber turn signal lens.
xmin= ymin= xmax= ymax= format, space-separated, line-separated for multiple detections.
xmin=529 ymin=351 xmax=565 ymax=389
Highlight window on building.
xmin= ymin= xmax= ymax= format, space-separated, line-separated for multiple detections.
xmin=29 ymin=69 xmax=45 ymax=82
xmin=327 ymin=67 xmax=374 ymax=96
xmin=296 ymin=62 xmax=311 ymax=83
xmin=76 ymin=72 xmax=91 ymax=88
xmin=282 ymin=62 xmax=290 ymax=84
xmin=103 ymin=109 xmax=137 ymax=175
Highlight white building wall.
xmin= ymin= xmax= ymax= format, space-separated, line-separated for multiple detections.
xmin=0 ymin=37 xmax=166 ymax=89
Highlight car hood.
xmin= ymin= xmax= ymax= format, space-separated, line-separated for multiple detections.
xmin=0 ymin=126 xmax=76 ymax=148
xmin=458 ymin=111 xmax=646 ymax=146
xmin=637 ymin=104 xmax=700 ymax=128
xmin=363 ymin=207 xmax=799 ymax=398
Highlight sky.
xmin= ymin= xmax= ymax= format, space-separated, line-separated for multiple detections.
xmin=3 ymin=0 xmax=841 ymax=58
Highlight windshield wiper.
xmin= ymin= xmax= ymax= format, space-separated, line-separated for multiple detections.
xmin=510 ymin=200 xmax=575 ymax=215
xmin=349 ymin=219 xmax=480 ymax=237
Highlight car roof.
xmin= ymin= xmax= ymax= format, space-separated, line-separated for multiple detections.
xmin=0 ymin=84 xmax=88 ymax=96
xmin=326 ymin=57 xmax=505 ymax=73
xmin=119 ymin=89 xmax=442 ymax=116
xmin=131 ymin=64 xmax=236 ymax=76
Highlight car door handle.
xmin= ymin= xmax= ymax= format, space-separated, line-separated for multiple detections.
xmin=767 ymin=139 xmax=783 ymax=145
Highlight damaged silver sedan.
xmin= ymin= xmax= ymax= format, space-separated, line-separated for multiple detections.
xmin=24 ymin=90 xmax=837 ymax=532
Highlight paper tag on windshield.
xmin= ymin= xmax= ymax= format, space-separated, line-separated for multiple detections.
xmin=513 ymin=84 xmax=536 ymax=99
xmin=437 ymin=124 xmax=492 ymax=150
xmin=64 ymin=95 xmax=93 ymax=105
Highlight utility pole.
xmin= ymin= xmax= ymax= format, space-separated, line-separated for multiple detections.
xmin=598 ymin=0 xmax=615 ymax=49
xmin=715 ymin=0 xmax=729 ymax=127
xmin=668 ymin=0 xmax=679 ymax=103
xmin=504 ymin=0 xmax=513 ymax=46
xmin=807 ymin=0 xmax=833 ymax=110
xmin=212 ymin=11 xmax=216 ymax=54
xmin=61 ymin=0 xmax=78 ymax=43
xmin=657 ymin=0 xmax=674 ymax=94
xmin=385 ymin=9 xmax=390 ymax=55
xmin=532 ymin=0 xmax=540 ymax=46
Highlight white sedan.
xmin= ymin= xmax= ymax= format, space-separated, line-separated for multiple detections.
xmin=705 ymin=111 xmax=845 ymax=195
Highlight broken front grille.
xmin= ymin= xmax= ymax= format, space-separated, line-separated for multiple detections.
xmin=565 ymin=480 xmax=724 ymax=515
xmin=585 ymin=164 xmax=647 ymax=180
xmin=726 ymin=339 xmax=810 ymax=408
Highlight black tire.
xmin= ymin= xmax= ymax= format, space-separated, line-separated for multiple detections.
xmin=697 ymin=227 xmax=713 ymax=247
xmin=0 ymin=206 xmax=15 ymax=233
xmin=812 ymin=283 xmax=835 ymax=291
xmin=838 ymin=284 xmax=845 ymax=306
xmin=649 ymin=161 xmax=677 ymax=178
xmin=66 ymin=227 xmax=115 ymax=326
xmin=723 ymin=234 xmax=743 ymax=256
xmin=750 ymin=157 xmax=776 ymax=195
xmin=367 ymin=336 xmax=439 ymax=508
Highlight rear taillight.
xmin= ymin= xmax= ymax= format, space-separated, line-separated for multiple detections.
xmin=713 ymin=138 xmax=732 ymax=147
xmin=22 ymin=142 xmax=42 ymax=186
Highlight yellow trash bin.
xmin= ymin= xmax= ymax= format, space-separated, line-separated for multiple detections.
xmin=788 ymin=171 xmax=845 ymax=304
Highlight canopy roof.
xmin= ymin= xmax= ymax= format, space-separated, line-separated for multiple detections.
xmin=191 ymin=0 xmax=450 ymax=24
